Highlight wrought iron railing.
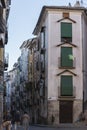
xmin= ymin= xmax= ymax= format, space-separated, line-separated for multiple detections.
xmin=58 ymin=86 xmax=76 ymax=98
xmin=58 ymin=57 xmax=76 ymax=68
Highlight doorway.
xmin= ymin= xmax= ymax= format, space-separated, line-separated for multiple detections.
xmin=59 ymin=100 xmax=73 ymax=123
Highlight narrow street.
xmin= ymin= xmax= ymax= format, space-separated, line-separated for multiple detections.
xmin=10 ymin=124 xmax=87 ymax=130
xmin=2 ymin=1 xmax=87 ymax=130
xmin=29 ymin=125 xmax=87 ymax=130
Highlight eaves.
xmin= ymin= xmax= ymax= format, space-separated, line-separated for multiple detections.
xmin=33 ymin=5 xmax=87 ymax=35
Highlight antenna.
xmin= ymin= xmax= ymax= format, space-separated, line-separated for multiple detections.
xmin=81 ymin=0 xmax=83 ymax=6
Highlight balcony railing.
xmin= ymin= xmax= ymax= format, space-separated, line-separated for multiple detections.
xmin=40 ymin=47 xmax=46 ymax=54
xmin=1 ymin=0 xmax=6 ymax=8
xmin=58 ymin=86 xmax=76 ymax=98
xmin=7 ymin=0 xmax=11 ymax=6
xmin=25 ymin=82 xmax=32 ymax=91
xmin=0 ymin=7 xmax=6 ymax=33
xmin=0 ymin=60 xmax=4 ymax=75
xmin=5 ymin=30 xmax=8 ymax=44
xmin=4 ymin=53 xmax=9 ymax=70
xmin=58 ymin=57 xmax=76 ymax=69
xmin=0 ymin=38 xmax=4 ymax=48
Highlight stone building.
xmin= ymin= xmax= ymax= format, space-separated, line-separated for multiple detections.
xmin=0 ymin=0 xmax=11 ymax=124
xmin=20 ymin=38 xmax=39 ymax=123
xmin=32 ymin=1 xmax=87 ymax=124
xmin=27 ymin=38 xmax=40 ymax=124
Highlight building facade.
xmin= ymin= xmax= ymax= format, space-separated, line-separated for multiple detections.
xmin=32 ymin=2 xmax=87 ymax=124
xmin=5 ymin=1 xmax=87 ymax=125
xmin=0 ymin=0 xmax=11 ymax=124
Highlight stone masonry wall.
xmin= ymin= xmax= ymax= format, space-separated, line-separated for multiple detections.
xmin=47 ymin=99 xmax=83 ymax=125
xmin=47 ymin=100 xmax=59 ymax=125
xmin=73 ymin=100 xmax=83 ymax=122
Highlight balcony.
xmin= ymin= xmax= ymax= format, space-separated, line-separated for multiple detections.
xmin=20 ymin=76 xmax=24 ymax=82
xmin=0 ymin=38 xmax=4 ymax=48
xmin=5 ymin=30 xmax=8 ymax=44
xmin=0 ymin=7 xmax=6 ymax=33
xmin=41 ymin=61 xmax=45 ymax=73
xmin=25 ymin=82 xmax=32 ymax=91
xmin=4 ymin=53 xmax=9 ymax=71
xmin=0 ymin=60 xmax=4 ymax=75
xmin=29 ymin=99 xmax=33 ymax=107
xmin=58 ymin=86 xmax=76 ymax=98
xmin=36 ymin=61 xmax=39 ymax=71
xmin=1 ymin=0 xmax=6 ymax=8
xmin=40 ymin=47 xmax=46 ymax=54
xmin=58 ymin=57 xmax=76 ymax=69
xmin=7 ymin=0 xmax=11 ymax=6
xmin=40 ymin=87 xmax=45 ymax=98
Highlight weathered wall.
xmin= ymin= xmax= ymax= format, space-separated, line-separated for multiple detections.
xmin=47 ymin=100 xmax=59 ymax=125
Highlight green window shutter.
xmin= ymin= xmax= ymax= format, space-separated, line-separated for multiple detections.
xmin=61 ymin=22 xmax=72 ymax=42
xmin=61 ymin=22 xmax=72 ymax=38
xmin=61 ymin=47 xmax=73 ymax=67
xmin=61 ymin=75 xmax=73 ymax=96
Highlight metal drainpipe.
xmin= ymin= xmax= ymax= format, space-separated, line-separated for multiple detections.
xmin=0 ymin=85 xmax=3 ymax=126
xmin=0 ymin=57 xmax=4 ymax=126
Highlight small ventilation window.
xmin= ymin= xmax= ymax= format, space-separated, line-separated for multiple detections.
xmin=63 ymin=13 xmax=69 ymax=18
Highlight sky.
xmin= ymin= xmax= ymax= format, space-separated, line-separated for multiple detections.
xmin=5 ymin=0 xmax=85 ymax=71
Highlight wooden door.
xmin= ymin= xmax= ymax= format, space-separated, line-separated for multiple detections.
xmin=59 ymin=101 xmax=73 ymax=123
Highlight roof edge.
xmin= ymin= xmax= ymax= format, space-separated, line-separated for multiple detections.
xmin=33 ymin=5 xmax=87 ymax=35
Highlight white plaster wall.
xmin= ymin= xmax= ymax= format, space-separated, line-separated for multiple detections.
xmin=81 ymin=12 xmax=87 ymax=102
xmin=47 ymin=12 xmax=60 ymax=99
xmin=47 ymin=10 xmax=83 ymax=100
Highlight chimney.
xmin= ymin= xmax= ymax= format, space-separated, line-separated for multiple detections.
xmin=74 ymin=1 xmax=80 ymax=7
xmin=68 ymin=2 xmax=72 ymax=7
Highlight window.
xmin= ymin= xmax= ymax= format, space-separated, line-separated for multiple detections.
xmin=61 ymin=47 xmax=73 ymax=67
xmin=40 ymin=26 xmax=45 ymax=48
xmin=37 ymin=39 xmax=40 ymax=51
xmin=63 ymin=13 xmax=69 ymax=18
xmin=61 ymin=22 xmax=72 ymax=42
xmin=29 ymin=63 xmax=32 ymax=74
xmin=61 ymin=75 xmax=73 ymax=96
xmin=36 ymin=61 xmax=39 ymax=70
xmin=41 ymin=54 xmax=45 ymax=72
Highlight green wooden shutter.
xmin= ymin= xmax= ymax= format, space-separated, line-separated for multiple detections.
xmin=61 ymin=75 xmax=73 ymax=96
xmin=61 ymin=47 xmax=73 ymax=67
xmin=61 ymin=22 xmax=72 ymax=38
